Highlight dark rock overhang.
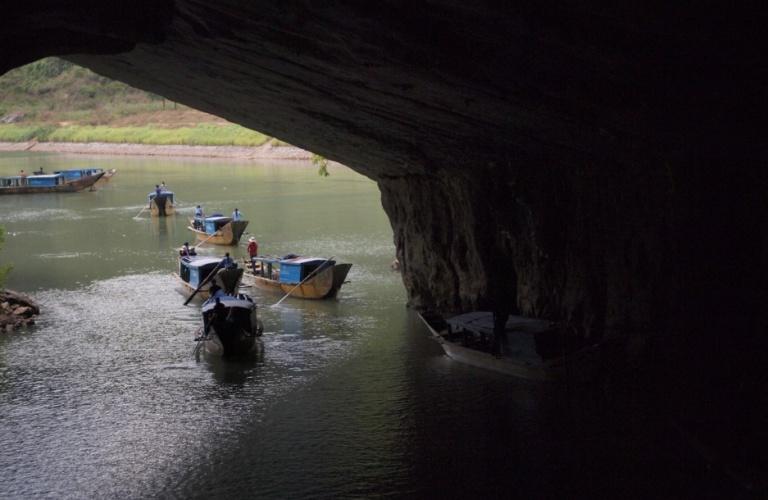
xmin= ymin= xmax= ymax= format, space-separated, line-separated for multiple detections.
xmin=2 ymin=0 xmax=766 ymax=366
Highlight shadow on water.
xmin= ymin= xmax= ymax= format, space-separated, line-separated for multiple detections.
xmin=202 ymin=343 xmax=266 ymax=385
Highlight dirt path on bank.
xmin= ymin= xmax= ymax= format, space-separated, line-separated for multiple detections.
xmin=0 ymin=141 xmax=313 ymax=160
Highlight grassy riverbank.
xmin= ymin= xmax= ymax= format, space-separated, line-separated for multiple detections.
xmin=0 ymin=123 xmax=273 ymax=147
xmin=0 ymin=57 xmax=287 ymax=147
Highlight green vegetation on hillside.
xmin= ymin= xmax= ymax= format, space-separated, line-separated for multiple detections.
xmin=0 ymin=58 xmax=162 ymax=121
xmin=0 ymin=58 xmax=274 ymax=147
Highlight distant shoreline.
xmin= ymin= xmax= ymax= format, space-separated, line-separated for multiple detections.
xmin=0 ymin=141 xmax=313 ymax=160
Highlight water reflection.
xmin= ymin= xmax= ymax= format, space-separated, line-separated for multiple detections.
xmin=204 ymin=348 xmax=265 ymax=385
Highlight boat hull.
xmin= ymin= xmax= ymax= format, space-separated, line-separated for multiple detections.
xmin=202 ymin=319 xmax=263 ymax=357
xmin=199 ymin=295 xmax=263 ymax=357
xmin=188 ymin=220 xmax=249 ymax=245
xmin=243 ymin=262 xmax=352 ymax=299
xmin=150 ymin=195 xmax=175 ymax=216
xmin=0 ymin=172 xmax=104 ymax=195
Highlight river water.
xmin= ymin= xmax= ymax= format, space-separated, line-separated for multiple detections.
xmin=0 ymin=153 xmax=728 ymax=498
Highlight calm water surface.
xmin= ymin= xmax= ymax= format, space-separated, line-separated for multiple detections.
xmin=0 ymin=153 xmax=722 ymax=498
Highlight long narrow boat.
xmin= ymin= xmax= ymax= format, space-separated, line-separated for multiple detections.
xmin=197 ymin=291 xmax=263 ymax=357
xmin=0 ymin=170 xmax=104 ymax=195
xmin=148 ymin=190 xmax=175 ymax=216
xmin=242 ymin=255 xmax=352 ymax=299
xmin=55 ymin=167 xmax=116 ymax=184
xmin=176 ymin=255 xmax=244 ymax=301
xmin=418 ymin=311 xmax=601 ymax=382
xmin=188 ymin=215 xmax=248 ymax=245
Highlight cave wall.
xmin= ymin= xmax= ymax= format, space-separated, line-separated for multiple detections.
xmin=2 ymin=2 xmax=766 ymax=344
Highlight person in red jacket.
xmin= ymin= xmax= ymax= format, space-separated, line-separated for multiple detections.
xmin=247 ymin=237 xmax=259 ymax=273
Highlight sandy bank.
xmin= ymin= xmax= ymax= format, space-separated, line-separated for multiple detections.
xmin=0 ymin=140 xmax=313 ymax=160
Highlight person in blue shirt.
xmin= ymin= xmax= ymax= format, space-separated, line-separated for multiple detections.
xmin=221 ymin=252 xmax=236 ymax=269
xmin=232 ymin=208 xmax=242 ymax=221
xmin=194 ymin=205 xmax=204 ymax=229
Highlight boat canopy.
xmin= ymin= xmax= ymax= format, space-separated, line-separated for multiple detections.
xmin=182 ymin=256 xmax=221 ymax=268
xmin=249 ymin=256 xmax=334 ymax=284
xmin=201 ymin=216 xmax=231 ymax=234
xmin=54 ymin=168 xmax=103 ymax=180
xmin=26 ymin=174 xmax=66 ymax=187
xmin=148 ymin=190 xmax=174 ymax=202
xmin=201 ymin=293 xmax=254 ymax=313
xmin=179 ymin=256 xmax=222 ymax=287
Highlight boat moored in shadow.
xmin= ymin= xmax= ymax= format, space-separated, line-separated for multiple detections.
xmin=0 ymin=170 xmax=104 ymax=195
xmin=242 ymin=255 xmax=352 ymax=300
xmin=188 ymin=214 xmax=248 ymax=245
xmin=419 ymin=311 xmax=602 ymax=382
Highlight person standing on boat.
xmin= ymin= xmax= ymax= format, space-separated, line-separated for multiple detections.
xmin=160 ymin=181 xmax=167 ymax=191
xmin=232 ymin=208 xmax=242 ymax=221
xmin=194 ymin=205 xmax=204 ymax=230
xmin=19 ymin=170 xmax=27 ymax=185
xmin=247 ymin=237 xmax=259 ymax=273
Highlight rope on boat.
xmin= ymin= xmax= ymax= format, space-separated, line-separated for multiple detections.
xmin=192 ymin=325 xmax=205 ymax=359
xmin=132 ymin=205 xmax=147 ymax=219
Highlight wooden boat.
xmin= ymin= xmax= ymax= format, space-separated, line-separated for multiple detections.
xmin=418 ymin=311 xmax=601 ymax=382
xmin=242 ymin=255 xmax=352 ymax=300
xmin=148 ymin=190 xmax=175 ymax=216
xmin=54 ymin=167 xmax=116 ymax=186
xmin=197 ymin=291 xmax=263 ymax=357
xmin=176 ymin=255 xmax=244 ymax=302
xmin=0 ymin=170 xmax=104 ymax=195
xmin=188 ymin=215 xmax=248 ymax=245
xmin=54 ymin=167 xmax=106 ymax=181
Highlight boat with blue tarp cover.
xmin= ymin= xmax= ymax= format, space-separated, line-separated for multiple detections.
xmin=242 ymin=254 xmax=352 ymax=300
xmin=54 ymin=167 xmax=116 ymax=184
xmin=148 ymin=190 xmax=175 ymax=216
xmin=188 ymin=213 xmax=248 ymax=245
xmin=0 ymin=170 xmax=105 ymax=195
xmin=176 ymin=254 xmax=244 ymax=302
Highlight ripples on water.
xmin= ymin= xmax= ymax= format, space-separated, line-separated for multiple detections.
xmin=0 ymin=272 xmax=395 ymax=498
xmin=1 ymin=156 xmax=718 ymax=498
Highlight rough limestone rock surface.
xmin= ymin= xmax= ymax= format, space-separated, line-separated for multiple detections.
xmin=0 ymin=290 xmax=40 ymax=331
xmin=2 ymin=3 xmax=766 ymax=419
